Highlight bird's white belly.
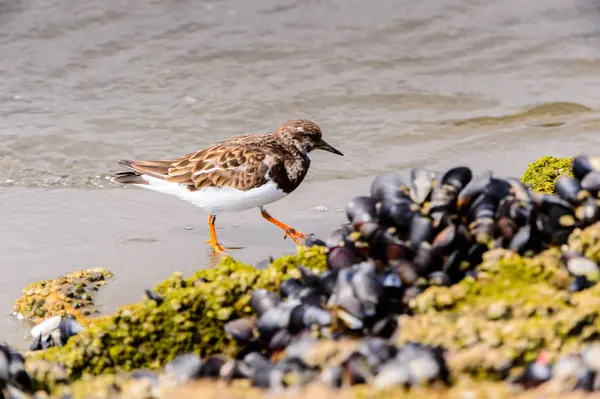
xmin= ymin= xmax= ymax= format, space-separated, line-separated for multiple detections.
xmin=138 ymin=176 xmax=289 ymax=214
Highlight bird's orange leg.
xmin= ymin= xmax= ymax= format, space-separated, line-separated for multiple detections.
xmin=260 ymin=207 xmax=306 ymax=244
xmin=205 ymin=214 xmax=227 ymax=254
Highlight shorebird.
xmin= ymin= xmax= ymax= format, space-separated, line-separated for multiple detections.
xmin=110 ymin=120 xmax=343 ymax=253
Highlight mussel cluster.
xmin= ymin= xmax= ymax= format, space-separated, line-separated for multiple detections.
xmin=0 ymin=343 xmax=34 ymax=398
xmin=513 ymin=345 xmax=600 ymax=392
xmin=323 ymin=154 xmax=600 ymax=304
xmin=162 ymin=336 xmax=448 ymax=391
xmin=29 ymin=316 xmax=84 ymax=352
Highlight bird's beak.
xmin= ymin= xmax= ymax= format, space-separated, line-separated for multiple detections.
xmin=316 ymin=139 xmax=344 ymax=156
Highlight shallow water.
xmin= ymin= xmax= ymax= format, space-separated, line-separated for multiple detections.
xmin=2 ymin=0 xmax=600 ymax=348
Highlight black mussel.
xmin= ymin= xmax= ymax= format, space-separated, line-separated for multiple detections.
xmin=327 ymin=246 xmax=360 ymax=271
xmin=555 ymin=176 xmax=583 ymax=204
xmin=351 ymin=261 xmax=382 ymax=318
xmin=409 ymin=215 xmax=433 ymax=249
xmin=280 ymin=278 xmax=304 ymax=299
xmin=409 ymin=168 xmax=437 ymax=205
xmin=250 ymin=367 xmax=284 ymax=389
xmin=377 ymin=199 xmax=414 ymax=230
xmin=346 ymin=196 xmax=378 ymax=227
xmin=328 ymin=268 xmax=363 ymax=321
xmin=373 ymin=359 xmax=410 ymax=389
xmin=370 ymin=172 xmax=407 ymax=203
xmin=457 ymin=170 xmax=492 ymax=211
xmin=288 ymin=304 xmax=332 ymax=333
xmin=385 ymin=234 xmax=413 ymax=263
xmin=0 ymin=345 xmax=11 ymax=384
xmin=506 ymin=177 xmax=532 ymax=202
xmin=320 ymin=366 xmax=343 ymax=388
xmin=304 ymin=234 xmax=326 ymax=247
xmin=144 ymin=289 xmax=164 ymax=306
xmin=575 ymin=197 xmax=600 ymax=225
xmin=511 ymin=350 xmax=552 ymax=388
xmin=572 ymin=154 xmax=595 ymax=181
xmin=358 ymin=338 xmax=397 ymax=371
xmin=320 ymin=269 xmax=339 ymax=296
xmin=164 ymin=353 xmax=202 ymax=384
xmin=224 ymin=317 xmax=257 ymax=343
xmin=9 ymin=350 xmax=32 ymax=393
xmin=200 ymin=356 xmax=226 ymax=378
xmin=243 ymin=352 xmax=273 ymax=371
xmin=379 ymin=271 xmax=403 ymax=295
xmin=581 ymin=171 xmax=600 ymax=194
xmin=251 ymin=289 xmax=282 ymax=317
xmin=297 ymin=266 xmax=323 ymax=289
xmin=431 ymin=224 xmax=457 ymax=256
xmin=486 ymin=178 xmax=511 ymax=200
xmin=370 ymin=316 xmax=399 ymax=339
xmin=58 ymin=318 xmax=84 ymax=346
xmin=412 ymin=243 xmax=441 ymax=276
xmin=441 ymin=166 xmax=473 ymax=191
xmin=275 ymin=357 xmax=315 ymax=387
xmin=256 ymin=300 xmax=298 ymax=339
xmin=269 ymin=329 xmax=293 ymax=350
xmin=509 ymin=225 xmax=533 ymax=254
xmin=428 ymin=271 xmax=452 ymax=287
xmin=466 ymin=242 xmax=487 ymax=266
xmin=441 ymin=249 xmax=463 ymax=281
xmin=393 ymin=260 xmax=421 ymax=286
xmin=429 ymin=167 xmax=472 ymax=223
xmin=326 ymin=228 xmax=346 ymax=248
xmin=220 ymin=360 xmax=247 ymax=381
xmin=296 ymin=286 xmax=325 ymax=308
xmin=343 ymin=352 xmax=373 ymax=385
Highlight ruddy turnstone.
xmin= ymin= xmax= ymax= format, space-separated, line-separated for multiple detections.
xmin=110 ymin=119 xmax=343 ymax=253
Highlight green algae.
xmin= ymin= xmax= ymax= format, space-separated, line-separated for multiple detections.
xmin=33 ymin=246 xmax=328 ymax=380
xmin=396 ymin=223 xmax=600 ymax=380
xmin=520 ymin=156 xmax=573 ymax=194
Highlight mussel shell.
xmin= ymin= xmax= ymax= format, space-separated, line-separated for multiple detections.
xmin=320 ymin=366 xmax=344 ymax=388
xmin=572 ymin=154 xmax=595 ymax=181
xmin=298 ymin=266 xmax=324 ymax=289
xmin=457 ymin=170 xmax=492 ymax=211
xmin=288 ymin=304 xmax=332 ymax=333
xmin=509 ymin=225 xmax=533 ymax=254
xmin=250 ymin=289 xmax=282 ymax=317
xmin=243 ymin=351 xmax=273 ymax=371
xmin=358 ymin=337 xmax=398 ymax=370
xmin=555 ymin=176 xmax=583 ymax=204
xmin=304 ymin=234 xmax=327 ymax=247
xmin=328 ymin=268 xmax=363 ymax=320
xmin=409 ymin=215 xmax=434 ymax=249
xmin=58 ymin=318 xmax=84 ymax=346
xmin=370 ymin=316 xmax=399 ymax=339
xmin=327 ymin=246 xmax=360 ymax=271
xmin=164 ymin=353 xmax=202 ymax=384
xmin=428 ymin=271 xmax=452 ymax=287
xmin=224 ymin=317 xmax=257 ymax=343
xmin=200 ymin=356 xmax=226 ymax=378
xmin=441 ymin=166 xmax=473 ymax=191
xmin=409 ymin=168 xmax=437 ymax=205
xmin=280 ymin=278 xmax=304 ymax=299
xmin=377 ymin=200 xmax=414 ymax=230
xmin=145 ymin=289 xmax=164 ymax=306
xmin=393 ymin=260 xmax=421 ymax=285
xmin=506 ymin=177 xmax=532 ymax=202
xmin=269 ymin=329 xmax=293 ymax=350
xmin=351 ymin=261 xmax=382 ymax=318
xmin=344 ymin=352 xmax=373 ymax=385
xmin=326 ymin=228 xmax=346 ymax=248
xmin=575 ymin=197 xmax=600 ymax=225
xmin=412 ymin=242 xmax=441 ymax=276
xmin=581 ymin=171 xmax=600 ymax=194
xmin=370 ymin=172 xmax=407 ymax=203
xmin=431 ymin=224 xmax=458 ymax=256
xmin=346 ymin=196 xmax=378 ymax=226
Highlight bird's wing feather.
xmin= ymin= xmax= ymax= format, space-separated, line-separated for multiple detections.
xmin=120 ymin=144 xmax=271 ymax=192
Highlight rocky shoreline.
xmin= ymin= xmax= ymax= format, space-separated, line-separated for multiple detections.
xmin=6 ymin=155 xmax=600 ymax=398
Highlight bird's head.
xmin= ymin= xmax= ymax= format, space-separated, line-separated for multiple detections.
xmin=275 ymin=119 xmax=343 ymax=157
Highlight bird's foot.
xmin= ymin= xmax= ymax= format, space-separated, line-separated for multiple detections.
xmin=282 ymin=228 xmax=306 ymax=245
xmin=205 ymin=239 xmax=228 ymax=254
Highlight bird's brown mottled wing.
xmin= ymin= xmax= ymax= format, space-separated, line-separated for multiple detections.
xmin=122 ymin=144 xmax=271 ymax=192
